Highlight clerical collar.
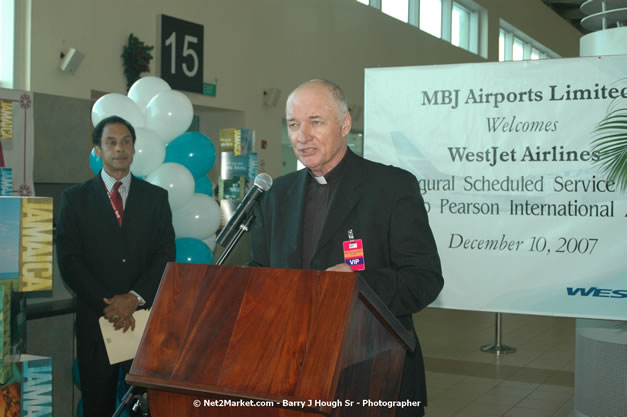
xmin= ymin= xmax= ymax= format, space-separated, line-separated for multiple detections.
xmin=308 ymin=147 xmax=351 ymax=185
xmin=313 ymin=175 xmax=327 ymax=185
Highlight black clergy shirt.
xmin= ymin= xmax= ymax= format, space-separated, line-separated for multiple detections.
xmin=301 ymin=148 xmax=352 ymax=269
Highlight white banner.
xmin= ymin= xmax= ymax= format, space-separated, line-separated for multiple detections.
xmin=0 ymin=88 xmax=35 ymax=196
xmin=364 ymin=56 xmax=627 ymax=320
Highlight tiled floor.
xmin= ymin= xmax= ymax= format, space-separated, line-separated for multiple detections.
xmin=414 ymin=308 xmax=575 ymax=417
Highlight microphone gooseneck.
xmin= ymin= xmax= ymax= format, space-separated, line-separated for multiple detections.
xmin=216 ymin=173 xmax=273 ymax=248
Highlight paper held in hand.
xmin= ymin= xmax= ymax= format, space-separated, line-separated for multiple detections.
xmin=98 ymin=309 xmax=151 ymax=365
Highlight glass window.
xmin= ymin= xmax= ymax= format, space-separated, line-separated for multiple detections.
xmin=420 ymin=0 xmax=442 ymax=38
xmin=499 ymin=29 xmax=505 ymax=62
xmin=500 ymin=20 xmax=559 ymax=61
xmin=512 ymin=37 xmax=524 ymax=61
xmin=382 ymin=0 xmax=409 ymax=22
xmin=452 ymin=3 xmax=470 ymax=49
xmin=530 ymin=48 xmax=540 ymax=60
xmin=0 ymin=0 xmax=14 ymax=88
xmin=351 ymin=0 xmax=483 ymax=57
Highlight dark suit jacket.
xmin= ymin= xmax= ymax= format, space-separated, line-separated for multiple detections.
xmin=56 ymin=175 xmax=175 ymax=340
xmin=250 ymin=150 xmax=443 ymax=414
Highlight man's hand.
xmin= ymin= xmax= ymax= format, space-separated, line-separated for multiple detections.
xmin=326 ymin=263 xmax=354 ymax=273
xmin=104 ymin=293 xmax=139 ymax=332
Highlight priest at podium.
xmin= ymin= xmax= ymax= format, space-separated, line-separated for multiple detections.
xmin=250 ymin=79 xmax=443 ymax=417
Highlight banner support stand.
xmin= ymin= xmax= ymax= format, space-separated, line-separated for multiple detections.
xmin=481 ymin=312 xmax=516 ymax=355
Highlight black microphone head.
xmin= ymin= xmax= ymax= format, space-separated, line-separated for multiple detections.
xmin=254 ymin=173 xmax=273 ymax=191
xmin=216 ymin=173 xmax=272 ymax=248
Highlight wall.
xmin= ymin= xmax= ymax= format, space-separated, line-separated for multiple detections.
xmin=33 ymin=93 xmax=93 ymax=183
xmin=16 ymin=0 xmax=581 ymax=179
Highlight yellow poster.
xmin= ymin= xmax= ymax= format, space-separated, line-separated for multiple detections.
xmin=19 ymin=197 xmax=53 ymax=291
xmin=0 ymin=99 xmax=12 ymax=140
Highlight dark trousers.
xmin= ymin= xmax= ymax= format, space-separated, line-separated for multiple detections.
xmin=77 ymin=323 xmax=132 ymax=417
xmin=396 ymin=328 xmax=426 ymax=417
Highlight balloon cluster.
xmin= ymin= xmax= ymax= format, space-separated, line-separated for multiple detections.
xmin=90 ymin=76 xmax=219 ymax=264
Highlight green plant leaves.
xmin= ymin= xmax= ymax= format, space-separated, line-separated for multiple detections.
xmin=121 ymin=34 xmax=154 ymax=90
xmin=591 ymin=103 xmax=627 ymax=191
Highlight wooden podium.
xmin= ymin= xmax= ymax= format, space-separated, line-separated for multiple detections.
xmin=127 ymin=264 xmax=415 ymax=417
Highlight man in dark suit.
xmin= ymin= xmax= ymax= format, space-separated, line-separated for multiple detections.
xmin=250 ymin=80 xmax=443 ymax=417
xmin=56 ymin=115 xmax=175 ymax=417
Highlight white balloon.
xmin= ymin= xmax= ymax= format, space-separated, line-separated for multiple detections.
xmin=203 ymin=234 xmax=217 ymax=252
xmin=146 ymin=163 xmax=194 ymax=211
xmin=91 ymin=93 xmax=144 ymax=128
xmin=130 ymin=128 xmax=166 ymax=176
xmin=173 ymin=194 xmax=221 ymax=240
xmin=145 ymin=90 xmax=194 ymax=145
xmin=128 ymin=76 xmax=171 ymax=114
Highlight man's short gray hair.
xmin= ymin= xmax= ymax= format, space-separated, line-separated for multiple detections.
xmin=294 ymin=79 xmax=349 ymax=118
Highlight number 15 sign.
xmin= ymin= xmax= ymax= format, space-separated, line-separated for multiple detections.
xmin=161 ymin=15 xmax=204 ymax=94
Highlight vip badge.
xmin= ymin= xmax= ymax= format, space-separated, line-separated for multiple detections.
xmin=343 ymin=231 xmax=365 ymax=271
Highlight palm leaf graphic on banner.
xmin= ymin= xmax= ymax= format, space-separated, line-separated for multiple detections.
xmin=591 ymin=96 xmax=627 ymax=191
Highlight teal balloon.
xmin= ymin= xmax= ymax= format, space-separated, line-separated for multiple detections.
xmin=77 ymin=399 xmax=83 ymax=417
xmin=175 ymin=238 xmax=214 ymax=264
xmin=195 ymin=175 xmax=214 ymax=196
xmin=115 ymin=367 xmax=131 ymax=417
xmin=164 ymin=132 xmax=216 ymax=178
xmin=73 ymin=358 xmax=81 ymax=390
xmin=89 ymin=148 xmax=103 ymax=175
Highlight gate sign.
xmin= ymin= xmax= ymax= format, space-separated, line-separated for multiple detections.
xmin=364 ymin=56 xmax=627 ymax=320
xmin=161 ymin=14 xmax=204 ymax=94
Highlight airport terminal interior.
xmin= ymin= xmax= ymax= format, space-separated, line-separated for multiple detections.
xmin=3 ymin=0 xmax=625 ymax=416
xmin=416 ymin=309 xmax=575 ymax=417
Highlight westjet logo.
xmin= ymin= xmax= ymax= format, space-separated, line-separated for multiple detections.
xmin=566 ymin=287 xmax=627 ymax=298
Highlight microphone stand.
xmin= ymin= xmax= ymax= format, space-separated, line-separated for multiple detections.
xmin=215 ymin=214 xmax=256 ymax=266
xmin=112 ymin=384 xmax=141 ymax=417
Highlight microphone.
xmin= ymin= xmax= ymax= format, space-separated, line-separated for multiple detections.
xmin=216 ymin=173 xmax=273 ymax=247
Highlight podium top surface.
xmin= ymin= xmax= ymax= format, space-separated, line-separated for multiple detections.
xmin=128 ymin=264 xmax=414 ymax=403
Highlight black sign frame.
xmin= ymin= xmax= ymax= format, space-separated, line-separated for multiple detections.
xmin=160 ymin=15 xmax=204 ymax=93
